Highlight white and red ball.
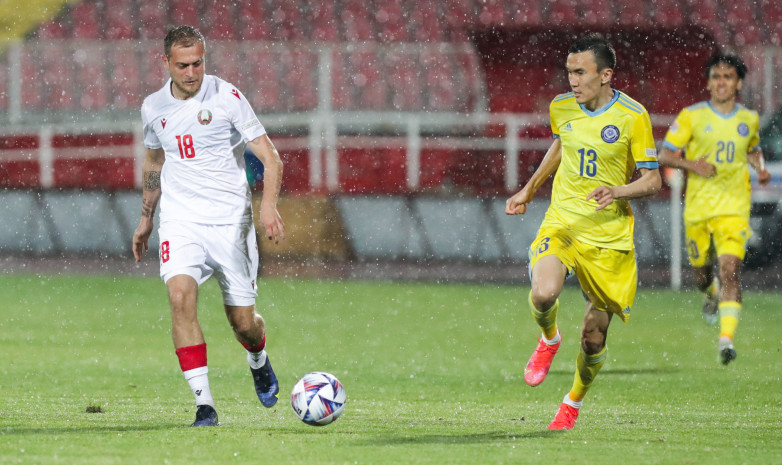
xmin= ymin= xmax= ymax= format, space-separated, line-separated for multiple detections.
xmin=290 ymin=372 xmax=346 ymax=426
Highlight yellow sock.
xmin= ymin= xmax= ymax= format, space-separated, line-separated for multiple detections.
xmin=529 ymin=291 xmax=558 ymax=340
xmin=568 ymin=346 xmax=607 ymax=402
xmin=718 ymin=301 xmax=741 ymax=340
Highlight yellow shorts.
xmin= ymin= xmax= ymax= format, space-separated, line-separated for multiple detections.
xmin=685 ymin=215 xmax=751 ymax=267
xmin=529 ymin=226 xmax=637 ymax=322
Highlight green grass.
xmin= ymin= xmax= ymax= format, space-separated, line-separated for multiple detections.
xmin=1 ymin=274 xmax=781 ymax=464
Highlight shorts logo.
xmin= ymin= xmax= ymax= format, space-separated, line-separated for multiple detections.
xmin=197 ymin=109 xmax=212 ymax=125
xmin=737 ymin=123 xmax=749 ymax=136
xmin=601 ymin=125 xmax=620 ymax=143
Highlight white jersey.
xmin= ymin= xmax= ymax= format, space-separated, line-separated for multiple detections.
xmin=141 ymin=74 xmax=266 ymax=224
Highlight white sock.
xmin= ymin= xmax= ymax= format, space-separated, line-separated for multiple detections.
xmin=247 ymin=350 xmax=268 ymax=370
xmin=563 ymin=393 xmax=582 ymax=409
xmin=542 ymin=330 xmax=561 ymax=345
xmin=183 ymin=366 xmax=214 ymax=408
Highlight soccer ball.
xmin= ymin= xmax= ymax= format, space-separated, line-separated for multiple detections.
xmin=290 ymin=372 xmax=346 ymax=426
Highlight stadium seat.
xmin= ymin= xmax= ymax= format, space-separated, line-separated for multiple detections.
xmin=453 ymin=50 xmax=483 ymax=112
xmin=273 ymin=3 xmax=305 ymax=41
xmin=51 ymin=134 xmax=136 ymax=190
xmin=375 ymin=0 xmax=409 ymax=42
xmin=71 ymin=1 xmax=101 ymax=39
xmin=243 ymin=49 xmax=283 ymax=112
xmin=340 ymin=0 xmax=375 ymax=41
xmin=579 ymin=0 xmax=615 ymax=25
xmin=339 ymin=146 xmax=407 ymax=194
xmin=206 ymin=2 xmax=237 ymax=40
xmin=309 ymin=2 xmax=340 ymax=42
xmin=615 ymin=1 xmax=650 ymax=26
xmin=507 ymin=0 xmax=543 ymax=26
xmin=139 ymin=47 xmax=170 ymax=95
xmin=548 ymin=0 xmax=580 ymax=25
xmin=726 ymin=4 xmax=763 ymax=45
xmin=105 ymin=0 xmax=135 ymax=39
xmin=476 ymin=0 xmax=508 ymax=26
xmin=330 ymin=50 xmax=355 ymax=110
xmin=75 ymin=48 xmax=109 ymax=109
xmin=108 ymin=46 xmax=142 ymax=109
xmin=386 ymin=49 xmax=424 ymax=111
xmin=279 ymin=48 xmax=319 ymax=111
xmin=238 ymin=1 xmax=271 ymax=40
xmin=688 ymin=0 xmax=729 ymax=44
xmin=421 ymin=49 xmax=457 ymax=111
xmin=138 ymin=0 xmax=167 ymax=39
xmin=40 ymin=43 xmax=74 ymax=109
xmin=651 ymin=0 xmax=685 ymax=27
xmin=0 ymin=61 xmax=7 ymax=112
xmin=0 ymin=136 xmax=41 ymax=188
xmin=208 ymin=42 xmax=242 ymax=86
xmin=761 ymin=0 xmax=782 ymax=45
xmin=170 ymin=0 xmax=200 ymax=31
xmin=410 ymin=0 xmax=445 ymax=42
xmin=443 ymin=0 xmax=474 ymax=26
xmin=346 ymin=48 xmax=389 ymax=110
xmin=36 ymin=19 xmax=67 ymax=39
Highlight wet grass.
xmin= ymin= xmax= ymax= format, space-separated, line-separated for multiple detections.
xmin=1 ymin=274 xmax=781 ymax=464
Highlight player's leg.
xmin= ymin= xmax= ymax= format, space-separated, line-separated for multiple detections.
xmin=524 ymin=232 xmax=570 ymax=387
xmin=711 ymin=216 xmax=750 ymax=365
xmin=225 ymin=304 xmax=279 ymax=407
xmin=686 ymin=221 xmax=719 ymax=326
xmin=716 ymin=254 xmax=742 ymax=365
xmin=160 ymin=221 xmax=218 ymax=426
xmin=211 ymin=222 xmax=279 ymax=407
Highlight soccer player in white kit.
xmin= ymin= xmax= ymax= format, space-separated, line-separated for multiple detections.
xmin=132 ymin=26 xmax=286 ymax=426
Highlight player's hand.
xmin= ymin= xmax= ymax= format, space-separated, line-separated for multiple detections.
xmin=692 ymin=156 xmax=716 ymax=178
xmin=505 ymin=188 xmax=532 ymax=215
xmin=132 ymin=220 xmax=154 ymax=262
xmin=757 ymin=169 xmax=771 ymax=186
xmin=260 ymin=204 xmax=286 ymax=244
xmin=586 ymin=186 xmax=616 ymax=211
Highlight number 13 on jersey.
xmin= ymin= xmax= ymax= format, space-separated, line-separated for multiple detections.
xmin=578 ymin=148 xmax=597 ymax=177
xmin=176 ymin=134 xmax=196 ymax=159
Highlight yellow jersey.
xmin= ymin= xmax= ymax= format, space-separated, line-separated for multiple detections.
xmin=663 ymin=101 xmax=760 ymax=223
xmin=546 ymin=90 xmax=658 ymax=250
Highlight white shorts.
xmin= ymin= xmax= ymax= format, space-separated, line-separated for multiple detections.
xmin=158 ymin=220 xmax=259 ymax=306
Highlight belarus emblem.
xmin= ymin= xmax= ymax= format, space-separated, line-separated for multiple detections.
xmin=197 ymin=109 xmax=213 ymax=125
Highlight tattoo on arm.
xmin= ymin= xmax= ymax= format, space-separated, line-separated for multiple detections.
xmin=143 ymin=170 xmax=161 ymax=191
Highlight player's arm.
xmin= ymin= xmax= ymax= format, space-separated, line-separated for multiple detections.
xmin=658 ymin=145 xmax=716 ymax=178
xmin=748 ymin=147 xmax=771 ymax=186
xmin=505 ymin=138 xmax=561 ymax=215
xmin=132 ymin=147 xmax=165 ymax=261
xmin=587 ymin=168 xmax=662 ymax=211
xmin=246 ymin=134 xmax=286 ymax=243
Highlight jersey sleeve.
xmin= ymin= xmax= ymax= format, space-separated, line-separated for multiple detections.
xmin=631 ymin=109 xmax=658 ymax=170
xmin=549 ymin=100 xmax=560 ymax=139
xmin=140 ymin=102 xmax=162 ymax=149
xmin=226 ymin=86 xmax=267 ymax=142
xmin=662 ymin=108 xmax=692 ymax=152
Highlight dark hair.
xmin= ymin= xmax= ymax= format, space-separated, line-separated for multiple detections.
xmin=164 ymin=25 xmax=205 ymax=58
xmin=706 ymin=53 xmax=747 ymax=80
xmin=568 ymin=32 xmax=616 ymax=71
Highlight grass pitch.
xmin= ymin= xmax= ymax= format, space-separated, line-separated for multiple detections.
xmin=1 ymin=273 xmax=781 ymax=464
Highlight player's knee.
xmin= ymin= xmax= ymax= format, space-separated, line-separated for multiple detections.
xmin=580 ymin=329 xmax=606 ymax=355
xmin=530 ymin=287 xmax=559 ymax=311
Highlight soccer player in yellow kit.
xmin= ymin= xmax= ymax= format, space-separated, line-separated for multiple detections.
xmin=659 ymin=54 xmax=770 ymax=365
xmin=506 ymin=33 xmax=661 ymax=430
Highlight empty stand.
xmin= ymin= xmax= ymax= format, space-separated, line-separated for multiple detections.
xmin=547 ymin=0 xmax=580 ymax=25
xmin=386 ymin=48 xmax=424 ymax=110
xmin=651 ymin=0 xmax=685 ymax=28
xmin=340 ymin=0 xmax=375 ymax=41
xmin=309 ymin=2 xmax=340 ymax=42
xmin=105 ymin=0 xmax=135 ymax=39
xmin=169 ymin=0 xmax=200 ymax=31
xmin=330 ymin=50 xmax=355 ymax=110
xmin=507 ymin=0 xmax=542 ymax=26
xmin=238 ymin=1 xmax=271 ymax=40
xmin=346 ymin=48 xmax=389 ymax=110
xmin=206 ymin=2 xmax=237 ymax=40
xmin=420 ymin=48 xmax=457 ymax=111
xmin=410 ymin=0 xmax=445 ymax=42
xmin=108 ymin=45 xmax=143 ymax=110
xmin=71 ymin=1 xmax=101 ymax=39
xmin=278 ymin=48 xmax=319 ymax=111
xmin=242 ymin=48 xmax=283 ymax=112
xmin=579 ymin=0 xmax=615 ymax=25
xmin=376 ymin=0 xmax=410 ymax=42
xmin=615 ymin=1 xmax=650 ymax=27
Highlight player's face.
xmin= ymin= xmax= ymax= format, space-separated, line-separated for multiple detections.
xmin=566 ymin=51 xmax=611 ymax=109
xmin=164 ymin=42 xmax=205 ymax=100
xmin=707 ymin=62 xmax=742 ymax=105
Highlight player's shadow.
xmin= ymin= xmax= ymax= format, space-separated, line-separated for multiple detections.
xmin=546 ymin=366 xmax=680 ymax=376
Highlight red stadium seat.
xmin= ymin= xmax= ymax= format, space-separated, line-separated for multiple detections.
xmin=75 ymin=48 xmax=109 ymax=109
xmin=341 ymin=0 xmax=375 ymax=41
xmin=615 ymin=2 xmax=649 ymax=26
xmin=579 ymin=0 xmax=614 ymax=25
xmin=239 ymin=1 xmax=271 ymax=40
xmin=310 ymin=2 xmax=340 ymax=41
xmin=548 ymin=0 xmax=580 ymax=25
xmin=272 ymin=3 xmax=305 ymax=41
xmin=138 ymin=0 xmax=167 ymax=39
xmin=139 ymin=48 xmax=169 ymax=95
xmin=726 ymin=4 xmax=763 ymax=45
xmin=443 ymin=0 xmax=473 ymax=26
xmin=40 ymin=43 xmax=74 ymax=109
xmin=339 ymin=146 xmax=407 ymax=194
xmin=105 ymin=0 xmax=135 ymax=39
xmin=208 ymin=42 xmax=242 ymax=85
xmin=386 ymin=49 xmax=423 ymax=111
xmin=71 ymin=2 xmax=101 ymax=39
xmin=652 ymin=0 xmax=685 ymax=27
xmin=453 ymin=50 xmax=483 ymax=112
xmin=206 ymin=3 xmax=237 ymax=40
xmin=347 ymin=48 xmax=389 ymax=110
xmin=476 ymin=0 xmax=508 ymax=26
xmin=279 ymin=48 xmax=319 ymax=111
xmin=330 ymin=50 xmax=355 ymax=110
xmin=410 ymin=0 xmax=444 ymax=42
xmin=688 ymin=0 xmax=728 ymax=43
xmin=375 ymin=0 xmax=409 ymax=42
xmin=0 ymin=60 xmax=7 ymax=112
xmin=761 ymin=0 xmax=782 ymax=45
xmin=507 ymin=0 xmax=543 ymax=26
xmin=170 ymin=0 xmax=200 ymax=30
xmin=109 ymin=46 xmax=142 ymax=109
xmin=243 ymin=49 xmax=282 ymax=112
xmin=37 ymin=19 xmax=67 ymax=39
xmin=420 ymin=49 xmax=457 ymax=111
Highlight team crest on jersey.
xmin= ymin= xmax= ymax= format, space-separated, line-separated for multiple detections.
xmin=161 ymin=118 xmax=167 ymax=129
xmin=737 ymin=123 xmax=749 ymax=136
xmin=197 ymin=109 xmax=213 ymax=125
xmin=601 ymin=125 xmax=620 ymax=143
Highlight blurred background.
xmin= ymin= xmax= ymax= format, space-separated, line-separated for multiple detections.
xmin=1 ymin=0 xmax=782 ymax=288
